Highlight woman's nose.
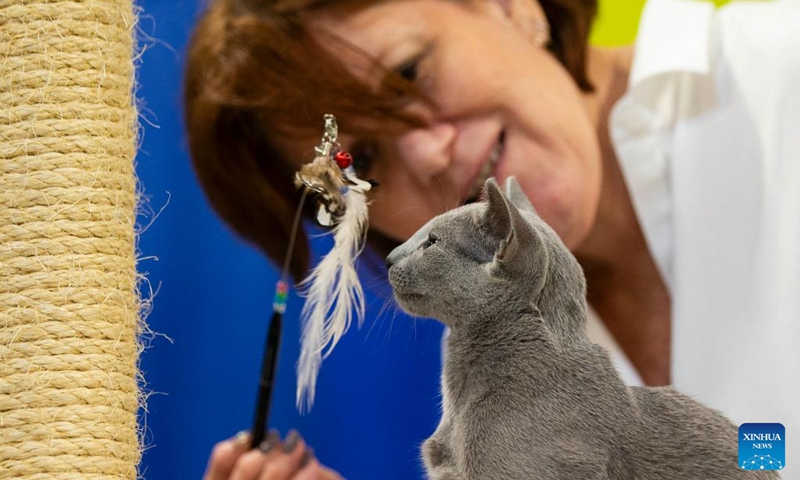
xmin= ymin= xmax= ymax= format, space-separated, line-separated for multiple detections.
xmin=396 ymin=122 xmax=457 ymax=178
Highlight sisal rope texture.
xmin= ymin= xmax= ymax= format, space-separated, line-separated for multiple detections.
xmin=0 ymin=0 xmax=143 ymax=478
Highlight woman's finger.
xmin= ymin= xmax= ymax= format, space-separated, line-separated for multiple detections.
xmin=291 ymin=458 xmax=344 ymax=480
xmin=257 ymin=429 xmax=284 ymax=462
xmin=203 ymin=432 xmax=250 ymax=480
xmin=258 ymin=430 xmax=308 ymax=480
xmin=229 ymin=449 xmax=269 ymax=480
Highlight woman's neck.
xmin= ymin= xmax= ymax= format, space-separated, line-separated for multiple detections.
xmin=574 ymin=45 xmax=673 ymax=386
xmin=576 ymin=45 xmax=636 ymax=264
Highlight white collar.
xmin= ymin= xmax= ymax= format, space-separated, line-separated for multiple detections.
xmin=628 ymin=0 xmax=716 ymax=89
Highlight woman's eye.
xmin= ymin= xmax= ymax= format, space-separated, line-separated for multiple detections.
xmin=396 ymin=58 xmax=419 ymax=82
xmin=349 ymin=141 xmax=378 ymax=177
xmin=384 ymin=46 xmax=431 ymax=95
xmin=425 ymin=235 xmax=439 ymax=249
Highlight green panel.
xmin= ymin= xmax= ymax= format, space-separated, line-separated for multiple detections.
xmin=591 ymin=0 xmax=731 ymax=46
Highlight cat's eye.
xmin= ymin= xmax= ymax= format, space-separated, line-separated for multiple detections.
xmin=424 ymin=234 xmax=439 ymax=249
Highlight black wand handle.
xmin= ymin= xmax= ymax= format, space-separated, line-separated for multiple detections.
xmin=250 ymin=310 xmax=283 ymax=449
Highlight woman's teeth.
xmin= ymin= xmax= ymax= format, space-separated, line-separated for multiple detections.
xmin=468 ymin=133 xmax=505 ymax=199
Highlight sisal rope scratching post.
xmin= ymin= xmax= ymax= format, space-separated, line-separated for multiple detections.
xmin=0 ymin=1 xmax=142 ymax=479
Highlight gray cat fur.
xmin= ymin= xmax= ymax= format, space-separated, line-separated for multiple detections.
xmin=386 ymin=177 xmax=778 ymax=480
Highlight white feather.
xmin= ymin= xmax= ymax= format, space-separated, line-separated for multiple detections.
xmin=296 ymin=189 xmax=368 ymax=411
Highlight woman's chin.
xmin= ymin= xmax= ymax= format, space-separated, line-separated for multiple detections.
xmin=520 ymin=183 xmax=598 ymax=251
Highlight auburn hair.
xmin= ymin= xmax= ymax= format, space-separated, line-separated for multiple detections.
xmin=184 ymin=0 xmax=597 ymax=280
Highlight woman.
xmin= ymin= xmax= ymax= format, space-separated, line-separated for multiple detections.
xmin=186 ymin=0 xmax=800 ymax=477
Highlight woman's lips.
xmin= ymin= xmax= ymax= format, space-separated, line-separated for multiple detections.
xmin=466 ymin=129 xmax=506 ymax=201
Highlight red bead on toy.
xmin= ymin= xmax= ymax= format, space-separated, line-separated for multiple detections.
xmin=276 ymin=281 xmax=288 ymax=294
xmin=334 ymin=151 xmax=353 ymax=169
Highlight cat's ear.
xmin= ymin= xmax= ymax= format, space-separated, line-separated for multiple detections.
xmin=504 ymin=176 xmax=537 ymax=214
xmin=483 ymin=178 xmax=538 ymax=267
xmin=485 ymin=179 xmax=549 ymax=292
xmin=483 ymin=178 xmax=512 ymax=243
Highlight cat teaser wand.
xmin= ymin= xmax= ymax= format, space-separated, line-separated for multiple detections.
xmin=250 ymin=114 xmax=371 ymax=448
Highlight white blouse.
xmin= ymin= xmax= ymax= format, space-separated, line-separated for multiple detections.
xmin=609 ymin=0 xmax=800 ymax=474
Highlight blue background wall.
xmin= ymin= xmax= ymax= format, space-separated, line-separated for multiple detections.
xmin=135 ymin=2 xmax=443 ymax=479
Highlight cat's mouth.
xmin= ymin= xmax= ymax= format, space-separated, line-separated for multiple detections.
xmin=393 ymin=289 xmax=426 ymax=302
xmin=465 ymin=129 xmax=506 ymax=203
xmin=388 ymin=270 xmax=423 ymax=300
xmin=391 ymin=287 xmax=428 ymax=313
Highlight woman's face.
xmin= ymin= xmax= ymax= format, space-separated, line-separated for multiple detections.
xmin=295 ymin=0 xmax=601 ymax=249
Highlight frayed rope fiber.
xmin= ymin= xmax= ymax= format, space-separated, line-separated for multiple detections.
xmin=1 ymin=1 xmax=142 ymax=479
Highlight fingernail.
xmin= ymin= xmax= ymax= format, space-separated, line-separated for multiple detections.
xmin=302 ymin=447 xmax=315 ymax=467
xmin=234 ymin=430 xmax=250 ymax=447
xmin=283 ymin=429 xmax=300 ymax=453
xmin=258 ymin=429 xmax=280 ymax=453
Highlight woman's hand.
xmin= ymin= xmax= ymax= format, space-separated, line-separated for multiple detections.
xmin=203 ymin=430 xmax=344 ymax=480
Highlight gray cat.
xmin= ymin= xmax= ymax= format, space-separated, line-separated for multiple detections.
xmin=386 ymin=177 xmax=778 ymax=480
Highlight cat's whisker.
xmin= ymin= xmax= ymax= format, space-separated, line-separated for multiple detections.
xmin=363 ymin=293 xmax=397 ymax=341
xmin=379 ymin=305 xmax=400 ymax=351
xmin=412 ymin=316 xmax=418 ymax=348
xmin=362 ymin=275 xmax=390 ymax=290
xmin=431 ymin=176 xmax=461 ymax=214
xmin=431 ymin=176 xmax=450 ymax=212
